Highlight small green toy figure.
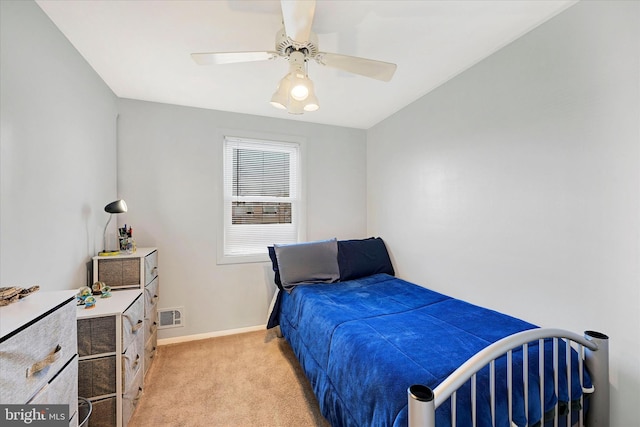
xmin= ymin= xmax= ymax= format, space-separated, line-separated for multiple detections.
xmin=84 ymin=295 xmax=96 ymax=309
xmin=100 ymin=285 xmax=112 ymax=298
xmin=77 ymin=286 xmax=92 ymax=305
xmin=91 ymin=281 xmax=112 ymax=298
xmin=77 ymin=286 xmax=99 ymax=308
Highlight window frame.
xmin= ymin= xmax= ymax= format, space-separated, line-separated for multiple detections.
xmin=216 ymin=131 xmax=306 ymax=265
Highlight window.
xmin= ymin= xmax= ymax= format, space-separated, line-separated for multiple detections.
xmin=221 ymin=136 xmax=301 ymax=262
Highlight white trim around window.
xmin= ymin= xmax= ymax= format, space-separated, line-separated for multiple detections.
xmin=216 ymin=130 xmax=306 ymax=265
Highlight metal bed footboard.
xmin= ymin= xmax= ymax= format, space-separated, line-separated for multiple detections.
xmin=408 ymin=329 xmax=609 ymax=427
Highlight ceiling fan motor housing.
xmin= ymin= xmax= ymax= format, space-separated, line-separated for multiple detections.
xmin=275 ymin=27 xmax=318 ymax=60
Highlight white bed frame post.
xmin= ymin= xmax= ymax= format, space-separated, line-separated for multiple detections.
xmin=584 ymin=330 xmax=610 ymax=427
xmin=408 ymin=385 xmax=435 ymax=427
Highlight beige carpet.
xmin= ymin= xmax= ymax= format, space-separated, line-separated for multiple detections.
xmin=129 ymin=329 xmax=331 ymax=427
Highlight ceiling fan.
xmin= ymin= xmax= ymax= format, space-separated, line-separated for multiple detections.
xmin=191 ymin=0 xmax=397 ymax=114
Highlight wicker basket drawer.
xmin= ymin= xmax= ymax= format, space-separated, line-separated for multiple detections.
xmin=77 ymin=316 xmax=116 ymax=357
xmin=144 ymin=311 xmax=157 ymax=345
xmin=144 ymin=329 xmax=158 ymax=377
xmin=144 ymin=304 xmax=158 ymax=342
xmin=122 ymin=336 xmax=142 ymax=391
xmin=98 ymin=258 xmax=140 ymax=288
xmin=122 ymin=295 xmax=144 ymax=351
xmin=122 ymin=365 xmax=143 ymax=426
xmin=144 ymin=277 xmax=159 ymax=319
xmin=0 ymin=299 xmax=77 ymax=404
xmin=30 ymin=354 xmax=78 ymax=422
xmin=78 ymin=356 xmax=116 ymax=397
xmin=144 ymin=251 xmax=158 ymax=285
xmin=87 ymin=396 xmax=116 ymax=427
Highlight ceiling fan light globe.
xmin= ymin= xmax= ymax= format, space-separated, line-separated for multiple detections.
xmin=303 ymin=89 xmax=319 ymax=112
xmin=304 ymin=101 xmax=319 ymax=112
xmin=270 ymin=88 xmax=288 ymax=109
xmin=290 ymin=83 xmax=309 ymax=101
xmin=270 ymin=74 xmax=292 ymax=110
xmin=270 ymin=101 xmax=287 ymax=110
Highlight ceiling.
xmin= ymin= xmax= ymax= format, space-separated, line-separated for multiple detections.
xmin=35 ymin=0 xmax=577 ymax=129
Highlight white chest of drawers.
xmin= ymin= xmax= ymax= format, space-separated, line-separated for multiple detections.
xmin=77 ymin=290 xmax=144 ymax=427
xmin=0 ymin=290 xmax=79 ymax=426
xmin=92 ymin=248 xmax=159 ymax=378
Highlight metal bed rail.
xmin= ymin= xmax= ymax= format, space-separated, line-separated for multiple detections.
xmin=408 ymin=329 xmax=609 ymax=427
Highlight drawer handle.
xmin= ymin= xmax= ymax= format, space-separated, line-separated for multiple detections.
xmin=123 ymin=312 xmax=144 ymax=332
xmin=146 ymin=294 xmax=158 ymax=305
xmin=131 ymin=319 xmax=144 ymax=332
xmin=125 ymin=385 xmax=144 ymax=401
xmin=26 ymin=345 xmax=62 ymax=377
xmin=123 ymin=353 xmax=141 ymax=366
xmin=122 ymin=353 xmax=142 ymax=370
xmin=150 ymin=346 xmax=157 ymax=359
xmin=133 ymin=386 xmax=144 ymax=405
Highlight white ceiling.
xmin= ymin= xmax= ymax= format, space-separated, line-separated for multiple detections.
xmin=35 ymin=0 xmax=577 ymax=129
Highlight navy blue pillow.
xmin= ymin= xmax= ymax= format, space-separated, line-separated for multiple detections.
xmin=267 ymin=246 xmax=283 ymax=290
xmin=337 ymin=237 xmax=395 ymax=281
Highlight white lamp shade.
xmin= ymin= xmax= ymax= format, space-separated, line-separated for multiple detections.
xmin=304 ymin=98 xmax=319 ymax=112
xmin=290 ymin=72 xmax=310 ymax=101
xmin=270 ymin=75 xmax=291 ymax=109
xmin=269 ymin=59 xmax=319 ymax=114
xmin=303 ymin=81 xmax=319 ymax=111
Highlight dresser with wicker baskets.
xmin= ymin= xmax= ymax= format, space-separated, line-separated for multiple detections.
xmin=77 ymin=290 xmax=144 ymax=427
xmin=1 ymin=290 xmax=79 ymax=426
xmin=92 ymin=248 xmax=159 ymax=379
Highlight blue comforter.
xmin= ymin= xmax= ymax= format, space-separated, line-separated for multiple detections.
xmin=276 ymin=274 xmax=590 ymax=427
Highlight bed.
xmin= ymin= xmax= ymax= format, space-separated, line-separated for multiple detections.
xmin=267 ymin=238 xmax=609 ymax=427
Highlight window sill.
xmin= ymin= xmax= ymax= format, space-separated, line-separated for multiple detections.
xmin=216 ymin=253 xmax=270 ymax=265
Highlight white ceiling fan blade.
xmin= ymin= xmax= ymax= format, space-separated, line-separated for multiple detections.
xmin=191 ymin=51 xmax=277 ymax=65
xmin=317 ymin=52 xmax=397 ymax=82
xmin=280 ymin=0 xmax=316 ymax=44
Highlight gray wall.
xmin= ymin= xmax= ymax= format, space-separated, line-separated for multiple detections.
xmin=367 ymin=2 xmax=639 ymax=425
xmin=1 ymin=1 xmax=118 ymax=289
xmin=116 ymin=99 xmax=367 ymax=338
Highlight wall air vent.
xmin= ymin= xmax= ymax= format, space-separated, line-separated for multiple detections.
xmin=158 ymin=307 xmax=185 ymax=329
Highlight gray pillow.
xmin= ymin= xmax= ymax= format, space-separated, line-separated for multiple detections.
xmin=274 ymin=238 xmax=340 ymax=291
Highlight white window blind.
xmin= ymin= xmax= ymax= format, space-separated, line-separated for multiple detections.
xmin=222 ymin=136 xmax=300 ymax=260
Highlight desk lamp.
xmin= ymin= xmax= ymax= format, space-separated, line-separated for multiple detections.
xmin=99 ymin=199 xmax=127 ymax=256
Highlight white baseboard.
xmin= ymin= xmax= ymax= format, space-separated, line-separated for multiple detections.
xmin=157 ymin=324 xmax=267 ymax=346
